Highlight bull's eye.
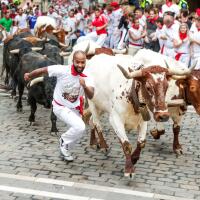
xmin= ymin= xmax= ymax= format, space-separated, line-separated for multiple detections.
xmin=190 ymin=86 xmax=196 ymax=92
xmin=146 ymin=85 xmax=151 ymax=92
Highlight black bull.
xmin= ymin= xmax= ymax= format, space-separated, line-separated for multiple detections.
xmin=15 ymin=51 xmax=58 ymax=132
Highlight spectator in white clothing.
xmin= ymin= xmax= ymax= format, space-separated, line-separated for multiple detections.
xmin=173 ymin=23 xmax=190 ymax=66
xmin=14 ymin=8 xmax=28 ymax=34
xmin=128 ymin=14 xmax=146 ymax=56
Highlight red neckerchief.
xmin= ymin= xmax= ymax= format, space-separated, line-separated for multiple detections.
xmin=166 ymin=22 xmax=174 ymax=28
xmin=198 ymin=28 xmax=200 ymax=32
xmin=71 ymin=65 xmax=87 ymax=77
xmin=132 ymin=24 xmax=140 ymax=30
xmin=179 ymin=32 xmax=187 ymax=40
xmin=148 ymin=16 xmax=158 ymax=24
xmin=158 ymin=25 xmax=163 ymax=30
xmin=166 ymin=1 xmax=173 ymax=7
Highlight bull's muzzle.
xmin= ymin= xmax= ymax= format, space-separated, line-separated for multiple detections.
xmin=154 ymin=112 xmax=170 ymax=122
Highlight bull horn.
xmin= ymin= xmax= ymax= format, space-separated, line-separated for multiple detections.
xmin=171 ymin=75 xmax=187 ymax=80
xmin=112 ymin=48 xmax=127 ymax=54
xmin=31 ymin=47 xmax=43 ymax=51
xmin=10 ymin=49 xmax=20 ymax=54
xmin=167 ymin=99 xmax=185 ymax=106
xmin=29 ymin=77 xmax=44 ymax=87
xmin=36 ymin=37 xmax=46 ymax=41
xmin=59 ymin=51 xmax=70 ymax=56
xmin=59 ymin=42 xmax=69 ymax=48
xmin=84 ymin=42 xmax=90 ymax=54
xmin=117 ymin=64 xmax=142 ymax=79
xmin=166 ymin=59 xmax=196 ymax=76
xmin=52 ymin=29 xmax=60 ymax=33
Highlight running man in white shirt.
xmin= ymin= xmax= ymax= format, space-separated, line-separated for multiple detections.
xmin=24 ymin=51 xmax=95 ymax=161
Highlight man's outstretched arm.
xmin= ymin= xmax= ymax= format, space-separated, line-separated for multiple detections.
xmin=24 ymin=67 xmax=48 ymax=81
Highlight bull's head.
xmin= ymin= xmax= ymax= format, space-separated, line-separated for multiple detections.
xmin=27 ymin=76 xmax=56 ymax=109
xmin=117 ymin=63 xmax=194 ymax=122
xmin=175 ymin=70 xmax=200 ymax=114
xmin=187 ymin=71 xmax=200 ymax=114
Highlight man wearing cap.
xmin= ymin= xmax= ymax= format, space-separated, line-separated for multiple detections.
xmin=190 ymin=9 xmax=200 ymax=69
xmin=161 ymin=11 xmax=180 ymax=58
xmin=110 ymin=1 xmax=123 ymax=48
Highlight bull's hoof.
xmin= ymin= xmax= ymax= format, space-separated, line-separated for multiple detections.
xmin=124 ymin=167 xmax=135 ymax=179
xmin=90 ymin=144 xmax=98 ymax=150
xmin=51 ymin=127 xmax=59 ymax=133
xmin=150 ymin=129 xmax=165 ymax=140
xmin=100 ymin=147 xmax=109 ymax=154
xmin=11 ymin=90 xmax=16 ymax=97
xmin=174 ymin=146 xmax=183 ymax=156
xmin=17 ymin=107 xmax=23 ymax=112
xmin=139 ymin=140 xmax=146 ymax=149
xmin=90 ymin=143 xmax=101 ymax=150
xmin=159 ymin=130 xmax=165 ymax=136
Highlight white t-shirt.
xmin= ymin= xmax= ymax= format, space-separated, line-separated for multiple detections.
xmin=128 ymin=25 xmax=144 ymax=48
xmin=111 ymin=8 xmax=123 ymax=28
xmin=48 ymin=65 xmax=94 ymax=108
xmin=161 ymin=4 xmax=180 ymax=17
xmin=156 ymin=27 xmax=165 ymax=50
xmin=15 ymin=14 xmax=28 ymax=29
xmin=76 ymin=12 xmax=84 ymax=31
xmin=190 ymin=27 xmax=200 ymax=56
xmin=174 ymin=35 xmax=190 ymax=54
xmin=162 ymin=23 xmax=179 ymax=48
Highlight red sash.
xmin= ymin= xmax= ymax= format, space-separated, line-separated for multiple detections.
xmin=129 ymin=42 xmax=143 ymax=47
xmin=175 ymin=52 xmax=186 ymax=61
xmin=53 ymin=97 xmax=84 ymax=115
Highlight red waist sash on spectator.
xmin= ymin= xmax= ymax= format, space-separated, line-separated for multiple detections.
xmin=175 ymin=52 xmax=186 ymax=61
xmin=129 ymin=42 xmax=143 ymax=47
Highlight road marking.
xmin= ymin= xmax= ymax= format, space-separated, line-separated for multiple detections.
xmin=0 ymin=185 xmax=103 ymax=200
xmin=0 ymin=173 xmax=195 ymax=200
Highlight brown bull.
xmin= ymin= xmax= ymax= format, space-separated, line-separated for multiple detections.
xmin=36 ymin=25 xmax=67 ymax=45
xmin=150 ymin=70 xmax=200 ymax=155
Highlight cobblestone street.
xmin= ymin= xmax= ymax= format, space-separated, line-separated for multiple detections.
xmin=0 ymin=49 xmax=200 ymax=200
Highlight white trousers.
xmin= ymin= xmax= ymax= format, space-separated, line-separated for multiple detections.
xmin=78 ymin=31 xmax=107 ymax=47
xmin=53 ymin=104 xmax=86 ymax=149
xmin=192 ymin=53 xmax=200 ymax=70
xmin=128 ymin=45 xmax=141 ymax=56
xmin=1 ymin=30 xmax=10 ymax=42
xmin=110 ymin=27 xmax=121 ymax=48
xmin=177 ymin=53 xmax=190 ymax=67
xmin=163 ymin=46 xmax=175 ymax=58
xmin=117 ymin=28 xmax=128 ymax=50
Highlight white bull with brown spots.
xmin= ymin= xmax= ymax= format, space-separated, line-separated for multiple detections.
xmin=85 ymin=53 xmax=192 ymax=177
xmin=132 ymin=49 xmax=197 ymax=155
